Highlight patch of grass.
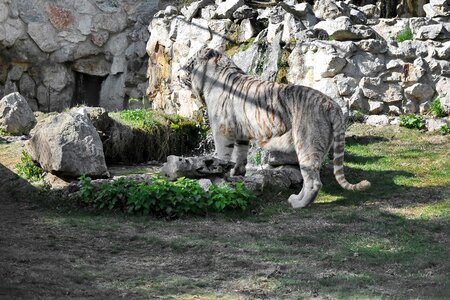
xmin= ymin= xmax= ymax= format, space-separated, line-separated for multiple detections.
xmin=107 ymin=109 xmax=208 ymax=163
xmin=399 ymin=114 xmax=425 ymax=130
xmin=440 ymin=124 xmax=450 ymax=135
xmin=430 ymin=98 xmax=447 ymax=118
xmin=15 ymin=150 xmax=44 ymax=182
xmin=396 ymin=24 xmax=413 ymax=42
xmin=0 ymin=128 xmax=11 ymax=136
xmin=242 ymin=37 xmax=256 ymax=51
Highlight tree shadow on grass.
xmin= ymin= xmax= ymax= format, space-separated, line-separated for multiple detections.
xmin=0 ymin=163 xmax=143 ymax=299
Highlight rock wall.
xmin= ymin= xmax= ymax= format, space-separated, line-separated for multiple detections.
xmin=146 ymin=0 xmax=450 ymax=118
xmin=0 ymin=0 xmax=159 ymax=112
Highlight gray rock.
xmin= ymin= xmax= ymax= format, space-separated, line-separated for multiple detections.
xmin=19 ymin=73 xmax=36 ymax=100
xmin=93 ymin=11 xmax=127 ymax=33
xmin=426 ymin=118 xmax=450 ymax=131
xmin=0 ymin=92 xmax=37 ymax=135
xmin=105 ymin=32 xmax=128 ymax=56
xmin=7 ymin=65 xmax=26 ymax=81
xmin=160 ymin=155 xmax=235 ymax=180
xmin=73 ymin=57 xmax=111 ymax=76
xmin=0 ymin=2 xmax=8 ymax=22
xmin=388 ymin=105 xmax=401 ymax=116
xmin=313 ymin=0 xmax=345 ymax=20
xmin=232 ymin=5 xmax=257 ymax=20
xmin=366 ymin=115 xmax=389 ymax=126
xmin=334 ymin=75 xmax=357 ymax=96
xmin=404 ymin=83 xmax=435 ymax=102
xmin=42 ymin=64 xmax=74 ymax=92
xmin=238 ymin=19 xmax=254 ymax=43
xmin=3 ymin=18 xmax=25 ymax=47
xmin=99 ymin=73 xmax=125 ymax=111
xmin=216 ymin=0 xmax=245 ymax=19
xmin=181 ymin=0 xmax=213 ymax=21
xmin=359 ymin=77 xmax=404 ymax=103
xmin=415 ymin=23 xmax=444 ymax=40
xmin=359 ymin=4 xmax=380 ymax=19
xmin=441 ymin=93 xmax=450 ymax=114
xmin=419 ymin=101 xmax=430 ymax=114
xmin=25 ymin=112 xmax=108 ymax=177
xmin=17 ymin=0 xmax=46 ymax=23
xmin=94 ymin=0 xmax=120 ymax=13
xmin=314 ymin=16 xmax=375 ymax=41
xmin=27 ymin=22 xmax=59 ymax=53
xmin=351 ymin=52 xmax=385 ymax=77
xmin=403 ymin=99 xmax=418 ymax=114
xmin=356 ymin=39 xmax=387 ymax=53
xmin=200 ymin=5 xmax=217 ymax=20
xmin=268 ymin=151 xmax=298 ymax=167
xmin=368 ymin=100 xmax=384 ymax=114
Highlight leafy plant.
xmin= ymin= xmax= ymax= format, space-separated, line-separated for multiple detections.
xmin=249 ymin=147 xmax=263 ymax=166
xmin=0 ymin=128 xmax=11 ymax=136
xmin=399 ymin=114 xmax=425 ymax=130
xmin=396 ymin=24 xmax=413 ymax=42
xmin=439 ymin=124 xmax=450 ymax=135
xmin=15 ymin=150 xmax=44 ymax=182
xmin=430 ymin=98 xmax=446 ymax=118
xmin=78 ymin=176 xmax=254 ymax=217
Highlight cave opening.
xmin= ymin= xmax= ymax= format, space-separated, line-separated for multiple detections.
xmin=72 ymin=72 xmax=106 ymax=107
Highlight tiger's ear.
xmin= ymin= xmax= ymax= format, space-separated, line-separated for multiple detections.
xmin=200 ymin=48 xmax=219 ymax=60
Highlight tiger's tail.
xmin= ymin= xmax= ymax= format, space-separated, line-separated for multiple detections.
xmin=331 ymin=107 xmax=371 ymax=191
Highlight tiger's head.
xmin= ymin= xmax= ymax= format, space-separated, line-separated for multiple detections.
xmin=176 ymin=48 xmax=222 ymax=89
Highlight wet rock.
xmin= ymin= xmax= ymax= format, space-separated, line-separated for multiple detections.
xmin=0 ymin=92 xmax=37 ymax=135
xmin=268 ymin=151 xmax=298 ymax=167
xmin=25 ymin=112 xmax=108 ymax=177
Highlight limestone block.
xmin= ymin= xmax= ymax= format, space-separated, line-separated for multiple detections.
xmin=27 ymin=22 xmax=59 ymax=53
xmin=404 ymin=83 xmax=435 ymax=102
xmin=216 ymin=0 xmax=245 ymax=19
xmin=25 ymin=112 xmax=108 ymax=177
xmin=0 ymin=92 xmax=37 ymax=135
xmin=368 ymin=100 xmax=384 ymax=114
xmin=366 ymin=115 xmax=389 ymax=126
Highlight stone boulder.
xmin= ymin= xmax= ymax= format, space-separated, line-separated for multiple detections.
xmin=314 ymin=16 xmax=375 ymax=41
xmin=441 ymin=92 xmax=450 ymax=114
xmin=25 ymin=112 xmax=108 ymax=177
xmin=0 ymin=92 xmax=37 ymax=135
xmin=161 ymin=155 xmax=235 ymax=180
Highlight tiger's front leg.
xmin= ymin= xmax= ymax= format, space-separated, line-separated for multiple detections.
xmin=230 ymin=140 xmax=249 ymax=176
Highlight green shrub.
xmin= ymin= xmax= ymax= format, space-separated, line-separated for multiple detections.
xmin=439 ymin=124 xmax=450 ymax=135
xmin=399 ymin=114 xmax=425 ymax=130
xmin=430 ymin=98 xmax=446 ymax=118
xmin=249 ymin=147 xmax=263 ymax=166
xmin=0 ymin=128 xmax=10 ymax=136
xmin=396 ymin=24 xmax=413 ymax=42
xmin=78 ymin=176 xmax=254 ymax=217
xmin=15 ymin=150 xmax=44 ymax=182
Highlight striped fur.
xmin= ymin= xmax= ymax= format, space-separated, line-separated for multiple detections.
xmin=178 ymin=48 xmax=370 ymax=208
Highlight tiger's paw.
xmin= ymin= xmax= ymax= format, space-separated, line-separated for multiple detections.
xmin=288 ymin=193 xmax=309 ymax=209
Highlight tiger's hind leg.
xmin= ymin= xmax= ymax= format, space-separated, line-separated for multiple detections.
xmin=231 ymin=140 xmax=249 ymax=176
xmin=288 ymin=159 xmax=323 ymax=208
xmin=288 ymin=126 xmax=331 ymax=208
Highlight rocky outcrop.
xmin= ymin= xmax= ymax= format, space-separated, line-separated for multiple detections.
xmin=0 ymin=92 xmax=36 ymax=135
xmin=25 ymin=112 xmax=108 ymax=177
xmin=0 ymin=0 xmax=160 ymax=112
xmin=146 ymin=0 xmax=450 ymax=118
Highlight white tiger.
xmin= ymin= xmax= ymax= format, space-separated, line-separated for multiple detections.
xmin=177 ymin=48 xmax=370 ymax=208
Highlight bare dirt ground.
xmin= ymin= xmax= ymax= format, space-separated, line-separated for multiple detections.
xmin=1 ymin=126 xmax=450 ymax=299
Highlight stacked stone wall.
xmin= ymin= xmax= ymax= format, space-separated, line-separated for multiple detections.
xmin=146 ymin=0 xmax=450 ymax=118
xmin=0 ymin=0 xmax=159 ymax=112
